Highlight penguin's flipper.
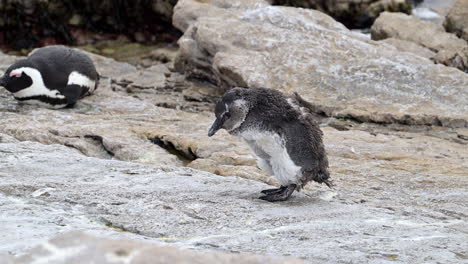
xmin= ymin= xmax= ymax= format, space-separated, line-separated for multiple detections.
xmin=62 ymin=84 xmax=86 ymax=107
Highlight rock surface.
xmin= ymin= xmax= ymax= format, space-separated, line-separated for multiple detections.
xmin=443 ymin=0 xmax=468 ymax=42
xmin=0 ymin=138 xmax=467 ymax=263
xmin=271 ymin=0 xmax=412 ymax=28
xmin=1 ymin=46 xmax=467 ymax=262
xmin=1 ymin=3 xmax=468 ymax=262
xmin=0 ymin=50 xmax=273 ymax=183
xmin=371 ymin=12 xmax=468 ymax=72
xmin=4 ymin=232 xmax=300 ymax=264
xmin=380 ymin=38 xmax=436 ymax=59
xmin=174 ymin=0 xmax=468 ymax=128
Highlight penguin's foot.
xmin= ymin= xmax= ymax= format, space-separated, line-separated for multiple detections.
xmin=259 ymin=184 xmax=296 ymax=202
xmin=260 ymin=186 xmax=287 ymax=195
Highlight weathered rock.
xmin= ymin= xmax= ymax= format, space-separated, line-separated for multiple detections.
xmin=371 ymin=12 xmax=468 ymax=72
xmin=271 ymin=0 xmax=412 ymax=29
xmin=0 ymin=50 xmax=267 ymax=182
xmin=1 ymin=24 xmax=468 ymax=264
xmin=432 ymin=46 xmax=468 ymax=71
xmin=371 ymin=12 xmax=467 ymax=50
xmin=380 ymin=38 xmax=436 ymax=59
xmin=5 ymin=232 xmax=300 ymax=264
xmin=174 ymin=0 xmax=468 ymax=128
xmin=444 ymin=0 xmax=468 ymax=42
xmin=0 ymin=132 xmax=467 ymax=262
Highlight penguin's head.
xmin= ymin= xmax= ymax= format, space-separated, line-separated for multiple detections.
xmin=208 ymin=88 xmax=250 ymax=137
xmin=0 ymin=61 xmax=34 ymax=93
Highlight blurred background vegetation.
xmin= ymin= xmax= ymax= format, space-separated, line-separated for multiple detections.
xmin=0 ymin=0 xmax=430 ymax=62
xmin=0 ymin=0 xmax=181 ymax=59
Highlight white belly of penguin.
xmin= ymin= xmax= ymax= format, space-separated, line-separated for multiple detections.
xmin=241 ymin=130 xmax=302 ymax=185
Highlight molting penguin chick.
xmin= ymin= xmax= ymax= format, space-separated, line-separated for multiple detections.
xmin=208 ymin=87 xmax=332 ymax=202
xmin=0 ymin=45 xmax=99 ymax=108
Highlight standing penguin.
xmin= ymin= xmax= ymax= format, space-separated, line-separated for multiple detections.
xmin=208 ymin=87 xmax=332 ymax=202
xmin=0 ymin=45 xmax=99 ymax=108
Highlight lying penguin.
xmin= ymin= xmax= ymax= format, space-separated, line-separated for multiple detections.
xmin=0 ymin=45 xmax=99 ymax=108
xmin=208 ymin=87 xmax=332 ymax=202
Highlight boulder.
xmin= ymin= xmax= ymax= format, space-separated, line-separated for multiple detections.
xmin=444 ymin=0 xmax=468 ymax=42
xmin=270 ymin=0 xmax=412 ymax=28
xmin=5 ymin=232 xmax=300 ymax=264
xmin=371 ymin=12 xmax=468 ymax=72
xmin=380 ymin=38 xmax=436 ymax=59
xmin=173 ymin=0 xmax=468 ymax=128
xmin=0 ymin=136 xmax=467 ymax=263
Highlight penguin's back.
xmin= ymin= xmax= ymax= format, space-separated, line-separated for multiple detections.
xmin=28 ymin=46 xmax=99 ymax=94
xmin=283 ymin=95 xmax=331 ymax=187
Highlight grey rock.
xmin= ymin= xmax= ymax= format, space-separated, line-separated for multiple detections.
xmin=174 ymin=0 xmax=468 ymax=128
xmin=444 ymin=0 xmax=468 ymax=42
xmin=1 ymin=46 xmax=468 ymax=263
xmin=371 ymin=11 xmax=468 ymax=72
xmin=1 ymin=20 xmax=468 ymax=264
xmin=0 ymin=49 xmax=267 ymax=182
xmin=6 ymin=232 xmax=300 ymax=264
xmin=380 ymin=38 xmax=436 ymax=59
xmin=0 ymin=139 xmax=467 ymax=263
xmin=270 ymin=0 xmax=412 ymax=28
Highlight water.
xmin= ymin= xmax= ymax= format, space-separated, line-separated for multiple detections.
xmin=412 ymin=0 xmax=457 ymax=24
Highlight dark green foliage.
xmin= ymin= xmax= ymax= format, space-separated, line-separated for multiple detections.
xmin=0 ymin=0 xmax=181 ymax=50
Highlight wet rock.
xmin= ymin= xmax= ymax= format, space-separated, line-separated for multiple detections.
xmin=371 ymin=12 xmax=468 ymax=72
xmin=174 ymin=0 xmax=468 ymax=128
xmin=444 ymin=0 xmax=468 ymax=42
xmin=271 ymin=0 xmax=412 ymax=29
xmin=5 ymin=232 xmax=300 ymax=264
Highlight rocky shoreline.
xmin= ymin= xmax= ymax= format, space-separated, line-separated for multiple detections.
xmin=1 ymin=0 xmax=467 ymax=263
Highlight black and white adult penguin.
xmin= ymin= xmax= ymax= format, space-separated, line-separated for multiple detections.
xmin=208 ymin=87 xmax=332 ymax=202
xmin=0 ymin=45 xmax=99 ymax=108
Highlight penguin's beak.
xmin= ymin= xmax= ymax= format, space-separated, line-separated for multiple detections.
xmin=208 ymin=117 xmax=225 ymax=137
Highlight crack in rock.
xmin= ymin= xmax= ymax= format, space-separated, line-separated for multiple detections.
xmin=149 ymin=136 xmax=197 ymax=164
xmin=83 ymin=135 xmax=115 ymax=158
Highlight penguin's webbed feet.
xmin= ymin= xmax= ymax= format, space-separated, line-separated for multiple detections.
xmin=260 ymin=186 xmax=287 ymax=195
xmin=259 ymin=184 xmax=296 ymax=202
